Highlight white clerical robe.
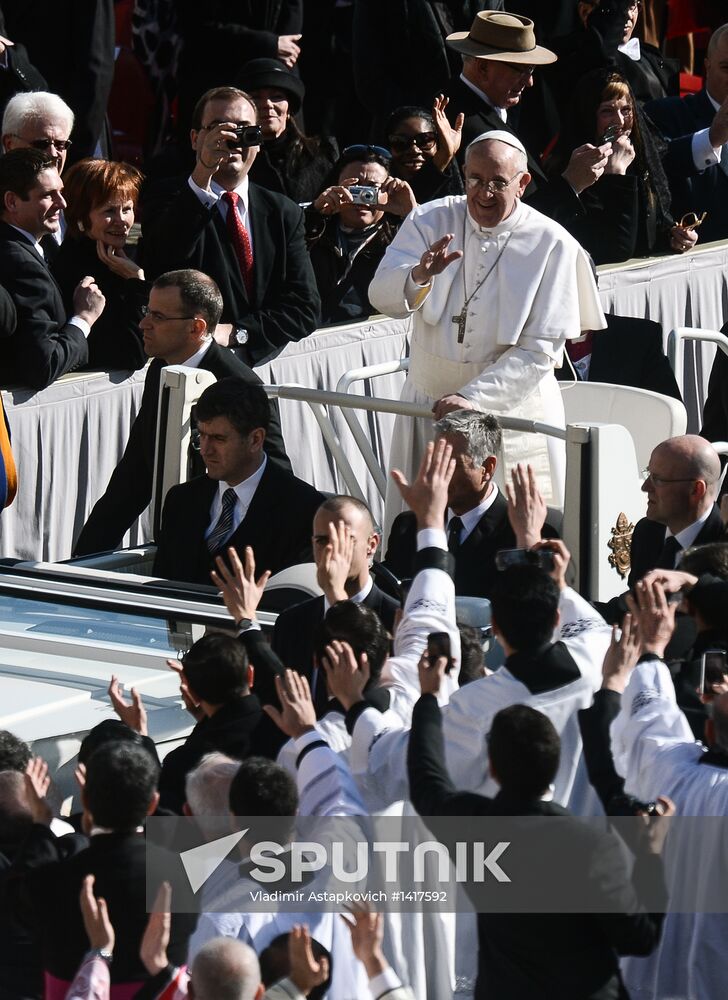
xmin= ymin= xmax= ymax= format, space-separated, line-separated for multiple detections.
xmin=368 ymin=196 xmax=605 ymax=532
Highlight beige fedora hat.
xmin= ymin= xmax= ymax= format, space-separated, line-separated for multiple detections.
xmin=446 ymin=11 xmax=557 ymax=65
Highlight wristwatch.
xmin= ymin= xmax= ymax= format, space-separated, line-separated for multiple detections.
xmin=233 ymin=327 xmax=248 ymax=346
xmin=236 ymin=617 xmax=256 ymax=631
xmin=86 ymin=947 xmax=113 ymax=965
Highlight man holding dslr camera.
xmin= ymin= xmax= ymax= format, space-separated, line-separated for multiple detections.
xmin=142 ymin=86 xmax=320 ymax=365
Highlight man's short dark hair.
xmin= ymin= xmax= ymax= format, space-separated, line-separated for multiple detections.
xmin=680 ymin=542 xmax=728 ymax=581
xmin=79 ymin=719 xmax=160 ymax=767
xmin=182 ymin=634 xmax=250 ymax=705
xmin=229 ymin=757 xmax=298 ymax=817
xmin=153 ymin=270 xmax=223 ymax=331
xmin=84 ymin=742 xmax=159 ymax=831
xmin=490 ymin=565 xmax=560 ymax=652
xmin=191 ymin=86 xmax=256 ymax=131
xmin=317 ymin=495 xmax=376 ymax=533
xmin=0 ymin=730 xmax=31 ymax=772
xmin=0 ymin=147 xmax=55 ymax=205
xmin=313 ymin=601 xmax=390 ymax=685
xmin=195 ymin=377 xmax=270 ymax=438
xmin=488 ymin=704 xmax=560 ymax=798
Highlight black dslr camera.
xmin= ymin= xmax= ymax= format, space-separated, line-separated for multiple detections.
xmin=226 ymin=125 xmax=263 ymax=150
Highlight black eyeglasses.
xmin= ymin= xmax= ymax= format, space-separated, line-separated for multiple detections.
xmin=342 ymin=144 xmax=392 ymax=160
xmin=388 ymin=132 xmax=437 ymax=153
xmin=12 ymin=135 xmax=73 ymax=151
xmin=141 ymin=305 xmax=196 ymax=323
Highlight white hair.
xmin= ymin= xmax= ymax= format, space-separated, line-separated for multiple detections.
xmin=2 ymin=91 xmax=74 ymax=138
xmin=191 ymin=938 xmax=261 ymax=1000
xmin=184 ymin=752 xmax=240 ymax=816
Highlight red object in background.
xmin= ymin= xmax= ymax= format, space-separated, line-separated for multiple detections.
xmin=108 ymin=46 xmax=155 ymax=166
xmin=679 ymin=72 xmax=704 ymax=96
xmin=667 ymin=0 xmax=723 ymax=37
xmin=114 ymin=0 xmax=134 ymax=47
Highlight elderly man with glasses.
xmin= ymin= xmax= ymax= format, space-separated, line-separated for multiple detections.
xmin=370 ymin=129 xmax=604 ymax=534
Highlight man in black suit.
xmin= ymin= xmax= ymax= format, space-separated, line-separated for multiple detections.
xmin=142 ymin=86 xmax=320 ymax=366
xmin=0 ymin=11 xmax=47 ymax=122
xmin=153 ymin=377 xmax=324 ymax=585
xmin=408 ymin=672 xmax=669 ymax=1000
xmin=272 ymin=495 xmax=400 ymax=690
xmin=384 ymin=410 xmax=552 ymax=597
xmin=628 ymin=434 xmax=724 ymax=588
xmin=6 ymin=742 xmax=193 ymax=990
xmin=559 ymin=313 xmax=682 ymax=400
xmin=155 ymin=634 xmax=282 ymax=813
xmin=443 ymin=11 xmax=609 ymax=226
xmin=73 ymin=269 xmax=291 ymax=557
xmin=0 ymin=148 xmax=105 ymax=389
xmin=645 ymin=23 xmax=728 ymax=245
xmin=701 ymin=320 xmax=728 ymax=464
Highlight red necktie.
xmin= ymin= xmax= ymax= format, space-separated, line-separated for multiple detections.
xmin=222 ymin=190 xmax=254 ymax=297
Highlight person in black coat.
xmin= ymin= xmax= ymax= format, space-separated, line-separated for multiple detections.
xmin=559 ymin=313 xmax=682 ymax=400
xmin=384 ymin=411 xmax=557 ymax=597
xmin=153 ymin=377 xmax=323 ymax=586
xmin=5 ymin=743 xmax=194 ymax=991
xmin=408 ymin=669 xmax=669 ymax=1000
xmin=272 ymin=496 xmax=399 ymax=694
xmin=141 ymin=87 xmax=320 ymax=366
xmin=236 ymin=58 xmax=339 ymax=205
xmin=0 ymin=282 xmax=16 ymax=338
xmin=546 ymin=0 xmax=679 ymax=109
xmin=545 ymin=69 xmax=694 ymax=263
xmin=158 ymin=634 xmax=283 ymax=813
xmin=73 ymin=270 xmax=291 ymax=557
xmin=305 ymin=146 xmax=415 ymax=325
xmin=0 ymin=149 xmax=105 ymax=389
xmin=0 ymin=10 xmax=47 ymax=123
xmin=50 ymin=158 xmax=147 ymax=372
xmin=645 ymin=25 xmax=728 ymax=245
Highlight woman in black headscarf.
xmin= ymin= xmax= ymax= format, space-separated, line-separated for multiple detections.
xmin=237 ymin=58 xmax=339 ymax=204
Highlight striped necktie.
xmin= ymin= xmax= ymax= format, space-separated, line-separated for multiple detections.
xmin=207 ymin=487 xmax=238 ymax=553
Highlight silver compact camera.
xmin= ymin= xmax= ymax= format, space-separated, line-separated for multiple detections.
xmin=349 ymin=184 xmax=380 ymax=206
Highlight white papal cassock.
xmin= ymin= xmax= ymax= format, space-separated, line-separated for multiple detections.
xmin=369 ymin=195 xmax=606 ymax=530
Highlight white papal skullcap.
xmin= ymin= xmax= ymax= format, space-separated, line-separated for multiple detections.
xmin=466 ymin=130 xmax=528 ymax=157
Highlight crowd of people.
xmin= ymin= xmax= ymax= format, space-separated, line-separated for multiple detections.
xmin=1 ymin=2 xmax=728 ymax=999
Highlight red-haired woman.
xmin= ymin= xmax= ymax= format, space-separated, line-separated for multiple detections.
xmin=52 ymin=158 xmax=147 ymax=370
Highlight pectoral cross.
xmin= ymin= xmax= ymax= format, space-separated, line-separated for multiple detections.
xmin=452 ymin=308 xmax=467 ymax=344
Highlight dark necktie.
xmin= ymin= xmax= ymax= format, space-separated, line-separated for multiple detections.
xmin=207 ymin=487 xmax=238 ymax=554
xmin=656 ymin=534 xmax=682 ymax=570
xmin=222 ymin=190 xmax=254 ymax=297
xmin=447 ymin=516 xmax=464 ymax=556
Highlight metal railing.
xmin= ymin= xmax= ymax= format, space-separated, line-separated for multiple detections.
xmin=667 ymin=327 xmax=728 ymax=390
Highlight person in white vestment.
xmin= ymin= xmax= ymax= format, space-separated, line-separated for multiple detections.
xmin=368 ymin=128 xmax=606 ymax=531
xmin=607 ymin=575 xmax=728 ymax=1000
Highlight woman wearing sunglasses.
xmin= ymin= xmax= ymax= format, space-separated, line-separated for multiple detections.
xmin=544 ymin=68 xmax=697 ymax=264
xmin=386 ymin=95 xmax=465 ymax=205
xmin=51 ymin=158 xmax=148 ymax=371
xmin=305 ymin=145 xmax=416 ymax=325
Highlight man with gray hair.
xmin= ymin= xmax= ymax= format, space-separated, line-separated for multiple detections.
xmin=2 ymin=91 xmax=74 ymax=175
xmin=383 ymin=409 xmax=555 ymax=597
xmin=370 ymin=129 xmax=605 ymax=536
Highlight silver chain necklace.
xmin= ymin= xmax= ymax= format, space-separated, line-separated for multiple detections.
xmin=451 ymin=210 xmax=521 ymax=344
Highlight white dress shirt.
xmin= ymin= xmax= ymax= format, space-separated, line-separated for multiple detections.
xmin=188 ymin=173 xmax=254 ymax=252
xmin=446 ymin=484 xmax=500 ymax=545
xmin=179 ymin=336 xmax=213 ymax=369
xmin=459 ymin=72 xmax=507 ymax=122
xmin=322 ymin=573 xmax=373 ymax=613
xmin=205 ymin=453 xmax=267 ymax=540
xmin=690 ymin=89 xmax=724 ymax=171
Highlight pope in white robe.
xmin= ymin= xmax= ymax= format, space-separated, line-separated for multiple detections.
xmin=368 ymin=130 xmax=605 ymax=531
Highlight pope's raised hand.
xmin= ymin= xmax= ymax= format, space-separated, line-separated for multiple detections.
xmin=411 ymin=234 xmax=463 ymax=286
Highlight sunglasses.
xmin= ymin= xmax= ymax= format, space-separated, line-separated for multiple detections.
xmin=678 ymin=211 xmax=708 ymax=232
xmin=342 ymin=144 xmax=392 ymax=160
xmin=388 ymin=132 xmax=437 ymax=153
xmin=11 ymin=135 xmax=73 ymax=152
